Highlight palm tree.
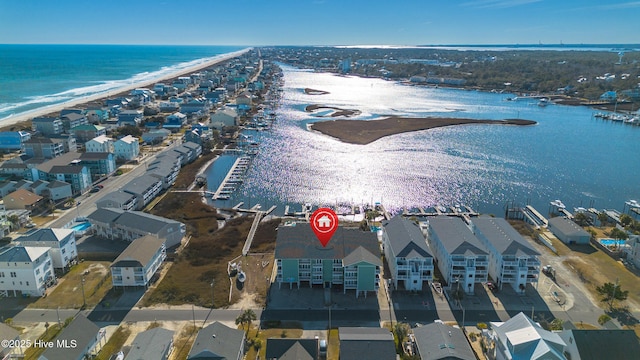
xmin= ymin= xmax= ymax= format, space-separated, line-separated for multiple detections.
xmin=235 ymin=309 xmax=257 ymax=335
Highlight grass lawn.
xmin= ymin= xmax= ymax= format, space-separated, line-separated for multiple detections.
xmin=244 ymin=325 xmax=304 ymax=360
xmin=95 ymin=325 xmax=131 ymax=360
xmin=29 ymin=261 xmax=112 ymax=309
xmin=327 ymin=328 xmax=339 ymax=360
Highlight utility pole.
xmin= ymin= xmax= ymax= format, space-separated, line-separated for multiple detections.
xmin=211 ymin=279 xmax=215 ymax=309
xmin=610 ymin=277 xmax=619 ymax=309
xmin=80 ymin=276 xmax=86 ymax=308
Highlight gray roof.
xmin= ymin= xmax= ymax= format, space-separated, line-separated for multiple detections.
xmin=343 ymin=246 xmax=382 ymax=267
xmin=338 ymin=327 xmax=396 ymax=360
xmin=112 ymin=235 xmax=165 ymax=268
xmin=123 ymin=174 xmax=161 ymax=195
xmin=16 ymin=228 xmax=74 ymax=244
xmin=40 ymin=314 xmax=99 ymax=360
xmin=275 ymin=225 xmax=380 ymax=265
xmin=124 ymin=327 xmax=175 ymax=360
xmin=547 ymin=217 xmax=590 ymax=237
xmin=87 ymin=207 xmax=125 ymax=224
xmin=0 ymin=323 xmax=19 ymax=348
xmin=0 ymin=245 xmax=49 ymax=262
xmin=428 ymin=217 xmax=488 ymax=256
xmin=383 ymin=215 xmax=432 ymax=258
xmin=79 ymin=152 xmax=112 ymax=160
xmin=472 ymin=217 xmax=540 ymax=257
xmin=96 ymin=191 xmax=136 ymax=207
xmin=188 ymin=321 xmax=244 ymax=360
xmin=182 ymin=141 xmax=202 ymax=151
xmin=34 ymin=151 xmax=82 ymax=173
xmin=265 ymin=338 xmax=317 ymax=360
xmin=493 ymin=312 xmax=565 ymax=360
xmin=115 ymin=211 xmax=182 ymax=234
xmin=412 ymin=322 xmax=475 ymax=360
xmin=49 ymin=165 xmax=84 ymax=174
xmin=565 ymin=329 xmax=640 ymax=360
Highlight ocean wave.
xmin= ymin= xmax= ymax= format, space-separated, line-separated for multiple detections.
xmin=0 ymin=49 xmax=247 ymax=121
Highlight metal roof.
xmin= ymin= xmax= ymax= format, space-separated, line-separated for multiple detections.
xmin=547 ymin=217 xmax=590 ymax=237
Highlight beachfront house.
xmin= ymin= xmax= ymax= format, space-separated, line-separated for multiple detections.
xmin=381 ymin=215 xmax=434 ymax=291
xmin=0 ymin=131 xmax=31 ymax=152
xmin=14 ymin=228 xmax=77 ymax=272
xmin=470 ymin=217 xmax=540 ymax=293
xmin=275 ymin=224 xmax=381 ymax=297
xmin=427 ymin=216 xmax=489 ymax=294
xmin=187 ymin=321 xmax=245 ymax=360
xmin=84 ymin=135 xmax=114 ymax=153
xmin=114 ymin=135 xmax=140 ymax=161
xmin=0 ymin=245 xmax=55 ymax=297
xmin=489 ymin=312 xmax=566 ymax=360
xmin=73 ymin=125 xmax=107 ymax=144
xmin=87 ymin=207 xmax=186 ymax=248
xmin=547 ymin=216 xmax=590 ymax=245
xmin=60 ymin=112 xmax=88 ymax=131
xmin=110 ymin=235 xmax=166 ymax=288
xmin=210 ymin=107 xmax=238 ymax=130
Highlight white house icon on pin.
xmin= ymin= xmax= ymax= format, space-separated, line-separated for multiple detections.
xmin=317 ymin=215 xmax=331 ymax=228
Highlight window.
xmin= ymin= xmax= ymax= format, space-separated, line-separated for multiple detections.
xmin=35 ymin=269 xmax=40 ymax=275
xmin=0 ymin=272 xmax=4 ymax=277
xmin=10 ymin=272 xmax=16 ymax=277
xmin=26 ymin=281 xmax=29 ymax=286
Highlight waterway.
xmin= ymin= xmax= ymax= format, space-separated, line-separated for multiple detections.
xmin=206 ymin=65 xmax=640 ymax=217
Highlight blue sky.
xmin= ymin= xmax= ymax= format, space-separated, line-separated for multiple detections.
xmin=0 ymin=0 xmax=638 ymax=45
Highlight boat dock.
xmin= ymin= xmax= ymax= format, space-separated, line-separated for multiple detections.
xmin=241 ymin=205 xmax=277 ymax=255
xmin=212 ymin=156 xmax=251 ymax=200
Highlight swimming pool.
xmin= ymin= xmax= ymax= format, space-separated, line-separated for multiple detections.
xmin=71 ymin=222 xmax=92 ymax=231
xmin=599 ymin=238 xmax=626 ymax=246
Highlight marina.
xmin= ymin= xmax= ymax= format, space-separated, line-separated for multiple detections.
xmin=211 ymin=156 xmax=252 ymax=200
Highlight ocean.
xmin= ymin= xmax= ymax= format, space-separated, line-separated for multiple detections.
xmin=0 ymin=44 xmax=246 ymax=121
xmin=209 ymin=65 xmax=640 ymax=217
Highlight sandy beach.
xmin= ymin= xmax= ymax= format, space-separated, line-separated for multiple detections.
xmin=0 ymin=48 xmax=251 ymax=129
xmin=310 ymin=116 xmax=537 ymax=145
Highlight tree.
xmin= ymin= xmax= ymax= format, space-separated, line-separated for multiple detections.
xmin=596 ymin=282 xmax=628 ymax=309
xmin=7 ymin=214 xmax=20 ymax=230
xmin=549 ymin=318 xmax=564 ymax=331
xmin=574 ymin=212 xmax=589 ymax=226
xmin=64 ymin=198 xmax=75 ymax=208
xmin=609 ymin=228 xmax=628 ymax=241
xmin=597 ymin=212 xmax=609 ymax=226
xmin=598 ymin=314 xmax=612 ymax=326
xmin=620 ymin=214 xmax=633 ymax=227
xmin=235 ymin=309 xmax=257 ymax=335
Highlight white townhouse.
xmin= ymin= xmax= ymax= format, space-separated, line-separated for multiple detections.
xmin=470 ymin=217 xmax=541 ymax=293
xmin=0 ymin=245 xmax=55 ymax=297
xmin=14 ymin=228 xmax=77 ymax=272
xmin=111 ymin=235 xmax=166 ymax=288
xmin=85 ymin=134 xmax=114 ymax=153
xmin=114 ymin=135 xmax=140 ymax=161
xmin=382 ymin=215 xmax=434 ymax=291
xmin=427 ymin=216 xmax=489 ymax=294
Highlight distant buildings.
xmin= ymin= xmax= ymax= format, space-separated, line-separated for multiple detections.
xmin=275 ymin=225 xmax=381 ymax=297
xmin=0 ymin=131 xmax=31 ymax=151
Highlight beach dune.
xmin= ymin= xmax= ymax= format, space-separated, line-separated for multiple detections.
xmin=310 ymin=116 xmax=536 ymax=145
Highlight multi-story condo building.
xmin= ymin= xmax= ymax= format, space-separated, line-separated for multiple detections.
xmin=275 ymin=225 xmax=381 ymax=298
xmin=470 ymin=217 xmax=541 ymax=293
xmin=110 ymin=235 xmax=166 ymax=288
xmin=0 ymin=245 xmax=55 ymax=297
xmin=113 ymin=135 xmax=140 ymax=161
xmin=427 ymin=216 xmax=489 ymax=294
xmin=382 ymin=215 xmax=433 ymax=291
xmin=14 ymin=228 xmax=77 ymax=272
xmin=85 ymin=134 xmax=114 ymax=153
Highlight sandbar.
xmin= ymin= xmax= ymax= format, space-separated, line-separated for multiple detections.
xmin=310 ymin=116 xmax=536 ymax=145
xmin=305 ymin=104 xmax=361 ymax=117
xmin=304 ymin=88 xmax=330 ymax=95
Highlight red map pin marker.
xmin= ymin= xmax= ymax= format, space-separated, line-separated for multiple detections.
xmin=310 ymin=208 xmax=339 ymax=247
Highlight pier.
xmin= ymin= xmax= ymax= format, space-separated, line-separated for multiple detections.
xmin=212 ymin=156 xmax=251 ymax=200
xmin=241 ymin=205 xmax=277 ymax=255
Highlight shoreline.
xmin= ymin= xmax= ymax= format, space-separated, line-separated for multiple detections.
xmin=310 ymin=116 xmax=537 ymax=145
xmin=0 ymin=48 xmax=251 ymax=130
